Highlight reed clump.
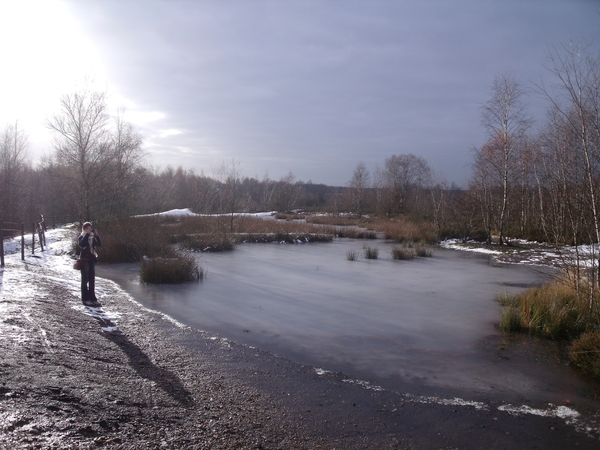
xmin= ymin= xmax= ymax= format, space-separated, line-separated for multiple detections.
xmin=496 ymin=293 xmax=523 ymax=331
xmin=306 ymin=215 xmax=437 ymax=243
xmin=78 ymin=217 xmax=172 ymax=263
xmin=496 ymin=282 xmax=591 ymax=340
xmin=363 ymin=245 xmax=379 ymax=259
xmin=235 ymin=232 xmax=332 ymax=244
xmin=346 ymin=250 xmax=358 ymax=261
xmin=140 ymin=254 xmax=203 ymax=284
xmin=176 ymin=233 xmax=235 ymax=252
xmin=330 ymin=227 xmax=377 ymax=239
xmin=274 ymin=212 xmax=305 ymax=221
xmin=306 ymin=215 xmax=356 ymax=227
xmin=379 ymin=218 xmax=438 ymax=244
xmin=496 ymin=281 xmax=600 ymax=380
xmin=414 ymin=244 xmax=433 ymax=257
xmin=391 ymin=243 xmax=433 ymax=260
xmin=570 ymin=331 xmax=600 ymax=379
xmin=176 ymin=215 xmax=333 ymax=250
xmin=391 ymin=245 xmax=415 ymax=260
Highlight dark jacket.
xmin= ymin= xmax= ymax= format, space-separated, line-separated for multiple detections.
xmin=78 ymin=232 xmax=102 ymax=261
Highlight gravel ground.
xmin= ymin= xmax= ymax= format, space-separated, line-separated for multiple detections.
xmin=0 ymin=257 xmax=328 ymax=449
xmin=1 ymin=239 xmax=599 ymax=449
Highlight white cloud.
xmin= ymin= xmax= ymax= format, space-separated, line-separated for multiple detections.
xmin=124 ymin=110 xmax=166 ymax=126
xmin=157 ymin=129 xmax=184 ymax=138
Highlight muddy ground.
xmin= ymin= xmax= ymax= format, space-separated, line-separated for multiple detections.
xmin=1 ymin=254 xmax=599 ymax=449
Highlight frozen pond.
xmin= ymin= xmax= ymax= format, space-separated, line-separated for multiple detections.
xmin=98 ymin=239 xmax=597 ymax=407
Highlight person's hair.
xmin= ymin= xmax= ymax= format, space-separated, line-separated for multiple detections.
xmin=82 ymin=222 xmax=93 ymax=231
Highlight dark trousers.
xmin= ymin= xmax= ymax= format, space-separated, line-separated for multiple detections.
xmin=81 ymin=259 xmax=97 ymax=302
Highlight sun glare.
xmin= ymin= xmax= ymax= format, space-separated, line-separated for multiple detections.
xmin=0 ymin=0 xmax=106 ymax=149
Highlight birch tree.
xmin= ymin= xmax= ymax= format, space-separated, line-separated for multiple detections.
xmin=539 ymin=42 xmax=600 ymax=303
xmin=478 ymin=74 xmax=531 ymax=244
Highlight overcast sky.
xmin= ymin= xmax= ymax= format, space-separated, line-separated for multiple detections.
xmin=1 ymin=1 xmax=599 ymax=186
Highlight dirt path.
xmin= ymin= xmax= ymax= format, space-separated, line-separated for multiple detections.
xmin=0 ymin=251 xmax=599 ymax=448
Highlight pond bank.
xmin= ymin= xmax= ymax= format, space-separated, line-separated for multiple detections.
xmin=1 ymin=229 xmax=599 ymax=447
xmin=1 ymin=254 xmax=599 ymax=448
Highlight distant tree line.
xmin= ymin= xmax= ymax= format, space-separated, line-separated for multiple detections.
xmin=1 ymin=40 xmax=598 ymax=261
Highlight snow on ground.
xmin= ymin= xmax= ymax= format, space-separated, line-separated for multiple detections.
xmin=440 ymin=239 xmax=503 ymax=255
xmin=133 ymin=208 xmax=277 ymax=218
xmin=441 ymin=238 xmax=599 ymax=268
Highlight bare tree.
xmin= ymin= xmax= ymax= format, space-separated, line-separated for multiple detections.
xmin=46 ymin=89 xmax=111 ymax=220
xmin=382 ymin=153 xmax=431 ymax=214
xmin=372 ymin=164 xmax=386 ymax=215
xmin=478 ymin=74 xmax=531 ymax=244
xmin=427 ymin=171 xmax=449 ymax=240
xmin=259 ymin=173 xmax=277 ymax=211
xmin=348 ymin=161 xmax=370 ymax=217
xmin=46 ymin=89 xmax=144 ymax=220
xmin=215 ymin=159 xmax=242 ymax=231
xmin=103 ymin=110 xmax=145 ymax=216
xmin=0 ymin=121 xmax=29 ymax=222
xmin=273 ymin=172 xmax=301 ymax=213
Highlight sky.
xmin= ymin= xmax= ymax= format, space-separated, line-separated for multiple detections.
xmin=1 ymin=0 xmax=599 ymax=187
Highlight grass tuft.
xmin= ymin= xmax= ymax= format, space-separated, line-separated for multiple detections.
xmin=346 ymin=250 xmax=358 ymax=261
xmin=414 ymin=244 xmax=433 ymax=257
xmin=496 ymin=281 xmax=600 ymax=380
xmin=391 ymin=245 xmax=415 ymax=260
xmin=499 ymin=306 xmax=523 ymax=331
xmin=495 ymin=283 xmax=591 ymax=340
xmin=570 ymin=331 xmax=600 ymax=379
xmin=363 ymin=245 xmax=379 ymax=259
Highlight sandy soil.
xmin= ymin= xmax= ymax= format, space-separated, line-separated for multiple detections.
xmin=1 ymin=245 xmax=599 ymax=448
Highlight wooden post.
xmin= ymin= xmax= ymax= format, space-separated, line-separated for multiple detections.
xmin=21 ymin=223 xmax=25 ymax=261
xmin=0 ymin=221 xmax=4 ymax=268
xmin=39 ymin=227 xmax=44 ymax=252
xmin=32 ymin=223 xmax=36 ymax=255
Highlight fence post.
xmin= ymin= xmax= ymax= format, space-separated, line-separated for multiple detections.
xmin=32 ymin=223 xmax=36 ymax=255
xmin=21 ymin=223 xmax=25 ymax=261
xmin=38 ymin=226 xmax=44 ymax=252
xmin=0 ymin=221 xmax=4 ymax=268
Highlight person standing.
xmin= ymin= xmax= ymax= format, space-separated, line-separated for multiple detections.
xmin=78 ymin=222 xmax=102 ymax=307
